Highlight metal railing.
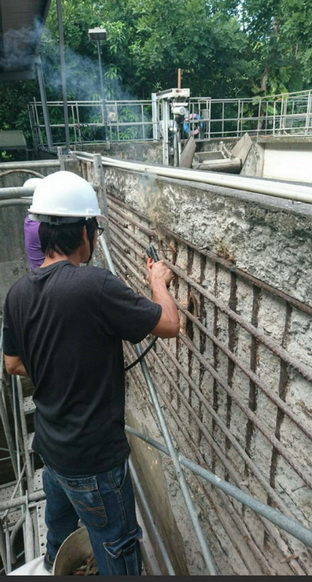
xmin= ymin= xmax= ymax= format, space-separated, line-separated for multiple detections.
xmin=28 ymin=89 xmax=312 ymax=148
xmin=28 ymin=98 xmax=155 ymax=148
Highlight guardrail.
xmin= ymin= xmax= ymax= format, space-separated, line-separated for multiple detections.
xmin=29 ymin=89 xmax=312 ymax=148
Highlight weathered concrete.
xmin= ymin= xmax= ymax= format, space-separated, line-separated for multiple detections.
xmin=102 ymin=166 xmax=312 ymax=307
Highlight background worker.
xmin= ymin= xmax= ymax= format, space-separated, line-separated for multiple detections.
xmin=3 ymin=170 xmax=179 ymax=576
xmin=22 ymin=178 xmax=45 ymax=269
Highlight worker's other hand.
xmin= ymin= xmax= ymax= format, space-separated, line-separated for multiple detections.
xmin=146 ymin=258 xmax=174 ymax=289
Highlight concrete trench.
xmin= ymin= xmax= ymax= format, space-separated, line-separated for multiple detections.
xmin=0 ymin=153 xmax=312 ymax=575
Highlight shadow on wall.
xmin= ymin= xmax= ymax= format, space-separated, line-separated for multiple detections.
xmin=0 ymin=204 xmax=29 ymax=313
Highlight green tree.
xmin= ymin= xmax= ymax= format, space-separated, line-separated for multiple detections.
xmin=1 ymin=0 xmax=312 ymax=144
xmin=234 ymin=0 xmax=312 ymax=95
xmin=40 ymin=0 xmax=251 ymax=99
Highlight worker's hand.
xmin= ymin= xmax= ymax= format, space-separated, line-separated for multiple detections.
xmin=146 ymin=258 xmax=174 ymax=289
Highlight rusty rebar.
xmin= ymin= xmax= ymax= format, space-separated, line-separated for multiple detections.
xmin=124 ymin=339 xmax=304 ymax=520
xmin=108 ymin=194 xmax=312 ymax=317
xmin=170 ymin=262 xmax=312 ymax=383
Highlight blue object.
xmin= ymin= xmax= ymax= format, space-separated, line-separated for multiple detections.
xmin=183 ymin=113 xmax=202 ymax=136
xmin=43 ymin=459 xmax=143 ymax=575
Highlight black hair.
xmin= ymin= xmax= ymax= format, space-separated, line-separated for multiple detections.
xmin=39 ymin=217 xmax=98 ymax=262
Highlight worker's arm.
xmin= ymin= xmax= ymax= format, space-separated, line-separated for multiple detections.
xmin=147 ymin=259 xmax=180 ymax=338
xmin=4 ymin=354 xmax=28 ymax=377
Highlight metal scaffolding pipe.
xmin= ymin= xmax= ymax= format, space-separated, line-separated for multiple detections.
xmin=0 ymin=161 xmax=59 ymax=170
xmin=0 ymin=326 xmax=18 ymax=478
xmin=0 ymin=200 xmax=29 ymax=209
xmin=24 ymin=495 xmax=35 ymax=563
xmin=129 ymin=458 xmax=175 ymax=575
xmin=34 ymin=58 xmax=53 ymax=150
xmin=75 ymin=151 xmax=312 ymax=205
xmin=0 ymin=491 xmax=45 ymax=513
xmin=125 ymin=426 xmax=312 ymax=548
xmin=0 ymin=187 xmax=36 ymax=199
xmin=56 ymin=0 xmax=70 ymax=150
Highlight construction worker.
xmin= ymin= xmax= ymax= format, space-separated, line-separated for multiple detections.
xmin=22 ymin=178 xmax=45 ymax=269
xmin=3 ymin=170 xmax=180 ymax=575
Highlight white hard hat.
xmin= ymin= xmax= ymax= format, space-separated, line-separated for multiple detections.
xmin=23 ymin=177 xmax=43 ymax=189
xmin=28 ymin=171 xmax=101 ymax=223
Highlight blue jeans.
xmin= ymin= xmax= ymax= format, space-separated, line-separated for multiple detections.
xmin=42 ymin=458 xmax=142 ymax=575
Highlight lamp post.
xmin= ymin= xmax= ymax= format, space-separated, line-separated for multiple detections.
xmin=88 ymin=28 xmax=107 ymax=141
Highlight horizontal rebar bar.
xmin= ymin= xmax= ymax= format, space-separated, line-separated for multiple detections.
xmin=108 ymin=193 xmax=312 ymax=317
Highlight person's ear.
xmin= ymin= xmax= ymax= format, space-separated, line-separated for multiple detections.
xmin=81 ymin=225 xmax=88 ymax=244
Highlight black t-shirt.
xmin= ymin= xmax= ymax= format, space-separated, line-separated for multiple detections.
xmin=3 ymin=260 xmax=161 ymax=475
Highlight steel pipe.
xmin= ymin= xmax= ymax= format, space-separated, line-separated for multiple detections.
xmin=0 ymin=491 xmax=45 ymax=513
xmin=125 ymin=426 xmax=312 ymax=548
xmin=0 ymin=161 xmax=59 ymax=170
xmin=0 ymin=187 xmax=36 ymax=199
xmin=129 ymin=458 xmax=175 ymax=575
xmin=75 ymin=152 xmax=312 ymax=204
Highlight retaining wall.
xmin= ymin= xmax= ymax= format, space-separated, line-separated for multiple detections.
xmin=92 ymin=161 xmax=312 ymax=576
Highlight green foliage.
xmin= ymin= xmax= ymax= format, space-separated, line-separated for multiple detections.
xmin=38 ymin=0 xmax=312 ymax=100
xmin=1 ymin=0 xmax=312 ymax=140
xmin=0 ymin=80 xmax=39 ymax=144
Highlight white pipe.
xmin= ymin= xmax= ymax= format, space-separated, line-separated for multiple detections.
xmin=75 ymin=151 xmax=312 ymax=204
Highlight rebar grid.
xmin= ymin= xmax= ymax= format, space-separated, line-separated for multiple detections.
xmin=106 ymin=196 xmax=312 ymax=574
xmin=123 ymin=347 xmax=310 ymax=576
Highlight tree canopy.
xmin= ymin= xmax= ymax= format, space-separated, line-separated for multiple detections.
xmin=1 ymin=0 xmax=312 ymax=142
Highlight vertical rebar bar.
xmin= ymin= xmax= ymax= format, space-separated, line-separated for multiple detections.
xmin=99 ymin=235 xmax=217 ymax=575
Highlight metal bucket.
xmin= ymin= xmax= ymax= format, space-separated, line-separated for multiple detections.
xmin=52 ymin=526 xmax=94 ymax=575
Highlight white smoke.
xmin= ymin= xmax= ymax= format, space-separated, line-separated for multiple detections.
xmin=0 ymin=19 xmax=44 ymax=69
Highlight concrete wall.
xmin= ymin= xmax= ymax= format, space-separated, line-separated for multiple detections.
xmin=260 ymin=138 xmax=312 ymax=183
xmin=93 ymin=161 xmax=312 ymax=575
xmin=0 ymin=201 xmax=29 ymax=310
xmin=0 ymin=158 xmax=81 ymax=309
xmin=102 ymin=166 xmax=312 ymax=307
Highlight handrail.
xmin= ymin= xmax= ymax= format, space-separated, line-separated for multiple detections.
xmin=75 ymin=151 xmax=312 ymax=204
